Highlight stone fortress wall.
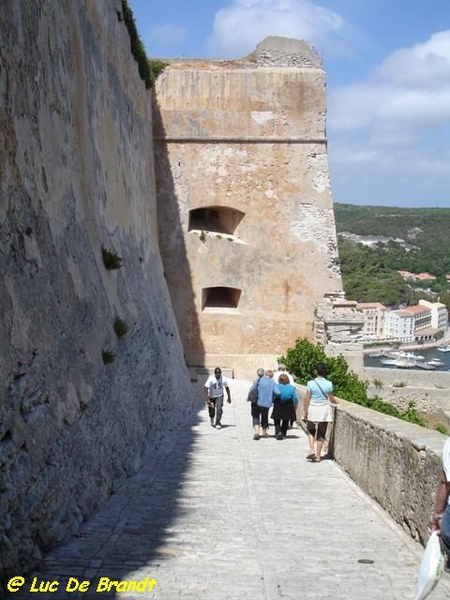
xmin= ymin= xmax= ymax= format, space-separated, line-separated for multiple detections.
xmin=2 ymin=0 xmax=446 ymax=585
xmin=153 ymin=37 xmax=343 ymax=379
xmin=0 ymin=0 xmax=194 ymax=580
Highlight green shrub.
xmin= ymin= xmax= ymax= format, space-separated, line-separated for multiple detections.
xmin=149 ymin=59 xmax=167 ymax=85
xmin=280 ymin=338 xmax=429 ymax=428
xmin=102 ymin=349 xmax=116 ymax=365
xmin=435 ymin=423 xmax=448 ymax=435
xmin=373 ymin=378 xmax=383 ymax=390
xmin=102 ymin=246 xmax=122 ymax=270
xmin=121 ymin=0 xmax=152 ymax=88
xmin=113 ymin=317 xmax=129 ymax=339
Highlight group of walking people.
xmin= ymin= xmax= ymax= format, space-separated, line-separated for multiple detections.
xmin=246 ymin=362 xmax=338 ymax=461
xmin=247 ymin=365 xmax=298 ymax=441
xmin=204 ymin=364 xmax=450 ymax=567
xmin=204 ymin=362 xmax=338 ymax=462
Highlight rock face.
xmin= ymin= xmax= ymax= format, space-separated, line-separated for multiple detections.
xmin=153 ymin=36 xmax=343 ymax=378
xmin=0 ymin=0 xmax=193 ymax=579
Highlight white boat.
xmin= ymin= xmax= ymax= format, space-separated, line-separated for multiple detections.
xmin=399 ymin=351 xmax=425 ymax=361
xmin=415 ymin=362 xmax=436 ymax=370
xmin=427 ymin=358 xmax=445 ymax=367
xmin=381 ymin=358 xmax=416 ymax=368
xmin=437 ymin=345 xmax=450 ymax=353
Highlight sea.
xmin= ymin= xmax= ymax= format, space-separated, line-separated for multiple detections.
xmin=364 ymin=346 xmax=450 ymax=371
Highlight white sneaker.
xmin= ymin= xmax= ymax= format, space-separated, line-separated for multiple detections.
xmin=215 ymin=423 xmax=222 ymax=430
xmin=210 ymin=419 xmax=215 ymax=427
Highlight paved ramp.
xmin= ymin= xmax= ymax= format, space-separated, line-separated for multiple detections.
xmin=12 ymin=379 xmax=450 ymax=600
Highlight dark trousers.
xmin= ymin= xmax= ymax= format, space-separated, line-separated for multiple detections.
xmin=273 ymin=419 xmax=289 ymax=437
xmin=251 ymin=404 xmax=269 ymax=429
xmin=208 ymin=396 xmax=223 ymax=424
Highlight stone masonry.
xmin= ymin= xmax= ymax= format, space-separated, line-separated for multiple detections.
xmin=0 ymin=0 xmax=194 ymax=583
xmin=153 ymin=36 xmax=343 ymax=379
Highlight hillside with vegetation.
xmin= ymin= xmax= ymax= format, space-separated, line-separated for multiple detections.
xmin=334 ymin=203 xmax=450 ymax=309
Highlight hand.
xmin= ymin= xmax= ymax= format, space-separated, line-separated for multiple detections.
xmin=430 ymin=512 xmax=444 ymax=532
xmin=227 ymin=398 xmax=231 ymax=404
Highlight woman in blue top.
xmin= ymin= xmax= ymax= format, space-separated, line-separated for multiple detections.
xmin=271 ymin=373 xmax=298 ymax=440
xmin=302 ymin=362 xmax=338 ymax=462
xmin=247 ymin=368 xmax=277 ymax=440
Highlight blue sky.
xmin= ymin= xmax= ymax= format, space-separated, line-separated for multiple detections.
xmin=129 ymin=0 xmax=450 ymax=208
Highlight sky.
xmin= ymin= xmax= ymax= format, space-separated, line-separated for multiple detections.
xmin=128 ymin=0 xmax=450 ymax=208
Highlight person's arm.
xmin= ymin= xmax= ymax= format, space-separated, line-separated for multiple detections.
xmin=225 ymin=384 xmax=231 ymax=403
xmin=328 ymin=390 xmax=338 ymax=405
xmin=431 ymin=470 xmax=450 ymax=531
xmin=303 ymin=389 xmax=311 ymax=420
xmin=204 ymin=379 xmax=211 ymax=405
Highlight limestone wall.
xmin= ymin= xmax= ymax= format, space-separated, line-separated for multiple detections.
xmin=0 ymin=0 xmax=193 ymax=579
xmin=330 ymin=400 xmax=445 ymax=543
xmin=365 ymin=367 xmax=450 ymax=420
xmin=153 ymin=37 xmax=342 ymax=379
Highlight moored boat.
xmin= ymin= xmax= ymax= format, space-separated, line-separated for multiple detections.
xmin=427 ymin=358 xmax=445 ymax=367
xmin=415 ymin=362 xmax=436 ymax=370
xmin=381 ymin=358 xmax=417 ymax=368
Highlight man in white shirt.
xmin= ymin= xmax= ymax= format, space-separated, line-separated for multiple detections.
xmin=204 ymin=367 xmax=232 ymax=429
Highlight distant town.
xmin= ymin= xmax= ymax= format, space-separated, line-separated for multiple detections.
xmin=357 ymin=296 xmax=449 ymax=345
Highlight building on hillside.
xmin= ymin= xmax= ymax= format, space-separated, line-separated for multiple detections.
xmin=356 ymin=302 xmax=388 ymax=339
xmin=358 ymin=300 xmax=448 ymax=343
xmin=403 ymin=304 xmax=437 ymax=342
xmin=404 ymin=304 xmax=431 ymax=331
xmin=153 ymin=37 xmax=343 ymax=378
xmin=419 ymin=299 xmax=449 ymax=331
xmin=384 ymin=310 xmax=415 ymax=343
xmin=398 ymin=270 xmax=436 ymax=282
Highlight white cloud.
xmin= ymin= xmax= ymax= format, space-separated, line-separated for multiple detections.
xmin=327 ymin=30 xmax=450 ymax=204
xmin=207 ymin=0 xmax=345 ymax=57
xmin=376 ymin=31 xmax=450 ymax=88
xmin=329 ymin=30 xmax=450 ymax=135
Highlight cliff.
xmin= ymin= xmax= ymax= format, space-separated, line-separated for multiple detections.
xmin=0 ymin=0 xmax=193 ymax=579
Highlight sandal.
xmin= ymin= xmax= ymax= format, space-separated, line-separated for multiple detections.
xmin=306 ymin=453 xmax=315 ymax=459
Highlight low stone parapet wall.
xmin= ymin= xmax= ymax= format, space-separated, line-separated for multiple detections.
xmin=365 ymin=366 xmax=450 ymax=390
xmin=330 ymin=399 xmax=446 ymax=543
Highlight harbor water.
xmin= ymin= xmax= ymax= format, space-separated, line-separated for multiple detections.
xmin=364 ymin=346 xmax=450 ymax=371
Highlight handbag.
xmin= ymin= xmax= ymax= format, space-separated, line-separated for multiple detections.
xmin=247 ymin=379 xmax=260 ymax=403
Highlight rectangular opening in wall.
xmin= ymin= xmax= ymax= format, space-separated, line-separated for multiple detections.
xmin=189 ymin=207 xmax=244 ymax=235
xmin=202 ymin=287 xmax=241 ymax=312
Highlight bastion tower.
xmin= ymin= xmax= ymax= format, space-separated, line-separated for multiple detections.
xmin=153 ymin=37 xmax=343 ymax=378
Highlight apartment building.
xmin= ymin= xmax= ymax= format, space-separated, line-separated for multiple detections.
xmin=357 ymin=300 xmax=448 ymax=343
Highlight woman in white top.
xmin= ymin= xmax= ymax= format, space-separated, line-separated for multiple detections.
xmin=302 ymin=362 xmax=338 ymax=462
